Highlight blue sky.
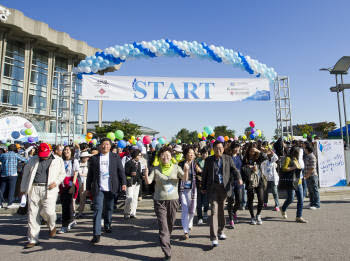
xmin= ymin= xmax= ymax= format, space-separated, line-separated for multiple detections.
xmin=3 ymin=0 xmax=350 ymax=139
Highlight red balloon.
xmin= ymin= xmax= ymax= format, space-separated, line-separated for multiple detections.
xmin=143 ymin=135 xmax=151 ymax=145
xmin=249 ymin=121 xmax=255 ymax=128
xmin=211 ymin=140 xmax=215 ymax=143
xmin=202 ymin=137 xmax=206 ymax=140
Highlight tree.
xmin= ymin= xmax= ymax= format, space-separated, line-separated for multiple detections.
xmin=95 ymin=119 xmax=141 ymax=140
xmin=175 ymin=128 xmax=198 ymax=144
xmin=296 ymin=124 xmax=313 ymax=136
xmin=314 ymin=121 xmax=337 ymax=138
xmin=214 ymin=125 xmax=235 ymax=138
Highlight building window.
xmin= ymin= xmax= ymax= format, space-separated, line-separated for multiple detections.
xmin=28 ymin=94 xmax=34 ymax=107
xmin=29 ymin=49 xmax=48 ymax=113
xmin=1 ymin=89 xmax=9 ymax=103
xmin=51 ymin=99 xmax=57 ymax=110
xmin=3 ymin=41 xmax=25 ymax=81
xmin=1 ymin=41 xmax=25 ymax=107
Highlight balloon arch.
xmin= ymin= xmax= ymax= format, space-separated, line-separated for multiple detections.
xmin=74 ymin=39 xmax=277 ymax=81
xmin=74 ymin=40 xmax=293 ymax=137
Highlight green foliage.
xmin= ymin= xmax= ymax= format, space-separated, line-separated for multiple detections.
xmin=214 ymin=125 xmax=235 ymax=138
xmin=175 ymin=128 xmax=198 ymax=144
xmin=296 ymin=124 xmax=313 ymax=136
xmin=314 ymin=121 xmax=337 ymax=138
xmin=95 ymin=119 xmax=141 ymax=140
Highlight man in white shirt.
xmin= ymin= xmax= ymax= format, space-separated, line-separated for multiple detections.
xmin=87 ymin=138 xmax=126 ymax=244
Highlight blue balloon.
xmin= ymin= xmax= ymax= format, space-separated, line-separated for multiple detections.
xmin=20 ymin=129 xmax=26 ymax=136
xmin=11 ymin=131 xmax=20 ymax=139
xmin=250 ymin=134 xmax=255 ymax=139
xmin=118 ymin=140 xmax=127 ymax=149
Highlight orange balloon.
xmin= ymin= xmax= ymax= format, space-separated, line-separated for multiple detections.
xmin=86 ymin=133 xmax=93 ymax=139
xmin=224 ymin=136 xmax=229 ymax=141
xmin=210 ymin=132 xmax=215 ymax=137
xmin=48 ymin=144 xmax=52 ymax=151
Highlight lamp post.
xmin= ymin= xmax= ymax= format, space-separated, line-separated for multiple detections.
xmin=320 ymin=56 xmax=350 ymax=149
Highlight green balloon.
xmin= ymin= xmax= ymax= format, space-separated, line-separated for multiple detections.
xmin=303 ymin=133 xmax=307 ymax=138
xmin=107 ymin=132 xmax=115 ymax=141
xmin=25 ymin=129 xmax=33 ymax=136
xmin=115 ymin=130 xmax=124 ymax=140
xmin=176 ymin=139 xmax=181 ymax=144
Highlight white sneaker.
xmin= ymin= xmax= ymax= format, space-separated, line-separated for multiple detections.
xmin=310 ymin=206 xmax=317 ymax=210
xmin=256 ymin=215 xmax=263 ymax=225
xmin=57 ymin=227 xmax=68 ymax=234
xmin=219 ymin=234 xmax=227 ymax=240
xmin=198 ymin=219 xmax=203 ymax=225
xmin=250 ymin=218 xmax=257 ymax=225
xmin=68 ymin=220 xmax=77 ymax=230
xmin=281 ymin=211 xmax=288 ymax=219
xmin=212 ymin=240 xmax=219 ymax=247
xmin=7 ymin=204 xmax=19 ymax=209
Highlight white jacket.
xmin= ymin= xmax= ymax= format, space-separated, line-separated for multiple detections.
xmin=261 ymin=153 xmax=279 ymax=185
xmin=20 ymin=155 xmax=66 ymax=197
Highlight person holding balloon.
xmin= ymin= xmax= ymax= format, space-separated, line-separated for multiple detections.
xmin=76 ymin=151 xmax=92 ymax=219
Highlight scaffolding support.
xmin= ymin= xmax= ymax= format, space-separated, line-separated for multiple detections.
xmin=274 ymin=76 xmax=293 ymax=138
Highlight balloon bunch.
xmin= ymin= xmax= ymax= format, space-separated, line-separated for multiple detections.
xmin=243 ymin=121 xmax=262 ymax=140
xmin=74 ymin=39 xmax=277 ymax=82
xmin=198 ymin=126 xmax=215 ymax=141
xmin=85 ymin=132 xmax=97 ymax=145
xmin=11 ymin=121 xmax=37 ymax=143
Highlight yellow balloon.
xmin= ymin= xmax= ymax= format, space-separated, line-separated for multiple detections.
xmin=198 ymin=133 xmax=202 ymax=139
xmin=242 ymin=135 xmax=247 ymax=140
xmin=131 ymin=136 xmax=135 ymax=141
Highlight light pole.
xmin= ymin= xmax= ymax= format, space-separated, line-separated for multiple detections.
xmin=320 ymin=56 xmax=350 ymax=149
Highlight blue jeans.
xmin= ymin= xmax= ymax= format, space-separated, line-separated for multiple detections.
xmin=241 ymin=184 xmax=247 ymax=208
xmin=264 ymin=181 xmax=280 ymax=207
xmin=302 ymin=177 xmax=308 ymax=198
xmin=93 ymin=190 xmax=115 ymax=236
xmin=196 ymin=190 xmax=209 ymax=219
xmin=282 ymin=183 xmax=304 ymax=218
xmin=306 ymin=176 xmax=320 ymax=208
xmin=0 ymin=176 xmax=18 ymax=206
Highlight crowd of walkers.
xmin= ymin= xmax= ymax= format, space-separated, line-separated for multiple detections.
xmin=0 ymin=136 xmax=321 ymax=261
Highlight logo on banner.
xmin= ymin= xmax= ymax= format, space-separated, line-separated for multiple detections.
xmin=94 ymin=79 xmax=110 ymax=97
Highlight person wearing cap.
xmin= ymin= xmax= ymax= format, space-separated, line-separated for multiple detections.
xmin=87 ymin=138 xmax=126 ymax=244
xmin=172 ymin=145 xmax=183 ymax=163
xmin=20 ymin=143 xmax=65 ymax=248
xmin=76 ymin=151 xmax=92 ymax=219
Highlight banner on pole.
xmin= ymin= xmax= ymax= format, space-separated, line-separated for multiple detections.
xmin=82 ymin=75 xmax=270 ymax=102
xmin=317 ymin=140 xmax=347 ymax=187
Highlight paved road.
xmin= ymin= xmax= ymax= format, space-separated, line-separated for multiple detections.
xmin=0 ymin=194 xmax=350 ymax=261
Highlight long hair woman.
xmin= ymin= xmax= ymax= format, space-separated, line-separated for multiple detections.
xmin=58 ymin=146 xmax=79 ymax=234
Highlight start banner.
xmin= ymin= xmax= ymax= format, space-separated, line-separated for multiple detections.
xmin=82 ymin=75 xmax=270 ymax=102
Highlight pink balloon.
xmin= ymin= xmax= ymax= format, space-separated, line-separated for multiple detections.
xmin=143 ymin=136 xmax=151 ymax=145
xmin=211 ymin=140 xmax=215 ymax=143
xmin=229 ymin=138 xmax=234 ymax=141
xmin=234 ymin=137 xmax=238 ymax=141
xmin=24 ymin=122 xmax=32 ymax=129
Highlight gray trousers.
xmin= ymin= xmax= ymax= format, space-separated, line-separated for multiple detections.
xmin=154 ymin=199 xmax=179 ymax=257
xmin=209 ymin=184 xmax=227 ymax=241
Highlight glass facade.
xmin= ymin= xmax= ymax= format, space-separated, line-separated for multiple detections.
xmin=1 ymin=40 xmax=25 ymax=109
xmin=0 ymin=39 xmax=86 ymax=136
xmin=29 ymin=49 xmax=48 ymax=114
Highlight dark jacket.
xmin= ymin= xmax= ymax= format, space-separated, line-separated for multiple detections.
xmin=87 ymin=152 xmax=126 ymax=197
xmin=125 ymin=159 xmax=142 ymax=187
xmin=201 ymin=154 xmax=242 ymax=197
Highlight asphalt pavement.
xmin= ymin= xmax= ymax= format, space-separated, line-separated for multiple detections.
xmin=0 ymin=193 xmax=350 ymax=261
